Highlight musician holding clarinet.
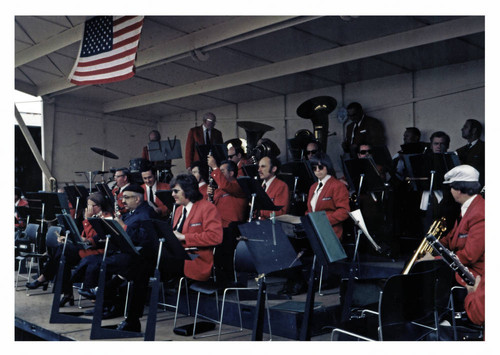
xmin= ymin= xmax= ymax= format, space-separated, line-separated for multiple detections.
xmin=421 ymin=165 xmax=484 ymax=325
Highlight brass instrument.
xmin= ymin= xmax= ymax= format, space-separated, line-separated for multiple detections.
xmin=402 ymin=217 xmax=447 ymax=275
xmin=207 ymin=150 xmax=215 ymax=203
xmin=296 ymin=96 xmax=337 ymax=153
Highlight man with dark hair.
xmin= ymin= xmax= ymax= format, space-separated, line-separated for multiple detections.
xmin=257 ymin=156 xmax=289 ymax=219
xmin=185 ymin=112 xmax=224 ymax=169
xmin=141 ymin=129 xmax=161 ymax=161
xmin=403 ymin=127 xmax=421 ymax=144
xmin=429 ymin=131 xmax=450 ymax=153
xmin=162 ymin=174 xmax=223 ymax=283
xmin=304 ymin=141 xmax=320 ymax=160
xmin=140 ymin=167 xmax=170 ymax=217
xmin=456 ymin=119 xmax=485 ymax=187
xmin=227 ymin=145 xmax=250 ymax=176
xmin=190 ymin=160 xmax=209 ymax=199
xmin=342 ymin=102 xmax=386 ymax=157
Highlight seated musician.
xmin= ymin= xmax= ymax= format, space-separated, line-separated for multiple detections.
xmin=26 ymin=193 xmax=112 ymax=307
xmin=112 ymin=168 xmax=131 ymax=214
xmin=190 ymin=160 xmax=209 ymax=200
xmin=227 ymin=145 xmax=251 ymax=177
xmin=160 ymin=173 xmax=223 ymax=283
xmin=15 ymin=187 xmax=29 ymax=229
xmin=257 ymin=155 xmax=289 ymax=219
xmin=465 ymin=275 xmax=485 ymax=326
xmin=307 ymin=152 xmax=350 ymax=239
xmin=140 ymin=166 xmax=170 ymax=217
xmin=427 ymin=165 xmax=484 ymax=286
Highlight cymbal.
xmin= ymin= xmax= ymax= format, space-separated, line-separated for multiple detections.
xmin=90 ymin=147 xmax=119 ymax=159
xmin=92 ymin=170 xmax=109 ymax=175
xmin=297 ymin=96 xmax=337 ymax=118
xmin=237 ymin=121 xmax=275 ymax=133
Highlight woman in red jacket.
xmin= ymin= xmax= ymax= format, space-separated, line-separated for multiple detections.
xmin=307 ymin=152 xmax=350 ymax=239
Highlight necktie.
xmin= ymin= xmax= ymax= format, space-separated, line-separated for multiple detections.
xmin=262 ymin=182 xmax=267 ymax=192
xmin=205 ymin=129 xmax=210 ymax=145
xmin=316 ymin=182 xmax=323 ymax=194
xmin=176 ymin=207 xmax=187 ymax=233
xmin=149 ymin=186 xmax=154 ymax=203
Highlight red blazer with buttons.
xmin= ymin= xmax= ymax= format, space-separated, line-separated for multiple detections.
xmin=464 ymin=275 xmax=485 ymax=325
xmin=78 ymin=211 xmax=113 ymax=258
xmin=185 ymin=125 xmax=223 ymax=168
xmin=199 ymin=182 xmax=208 ymax=201
xmin=307 ymin=177 xmax=350 ymax=239
xmin=173 ymin=199 xmax=223 ymax=281
xmin=112 ymin=186 xmax=130 ymax=214
xmin=141 ymin=181 xmax=171 ymax=217
xmin=440 ymin=195 xmax=485 ymax=286
xmin=260 ymin=177 xmax=289 ymax=219
xmin=211 ymin=168 xmax=248 ymax=228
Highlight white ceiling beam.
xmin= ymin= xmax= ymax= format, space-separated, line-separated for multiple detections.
xmin=36 ymin=16 xmax=301 ymax=97
xmin=15 ymin=23 xmax=84 ymax=67
xmin=103 ymin=16 xmax=484 ymax=113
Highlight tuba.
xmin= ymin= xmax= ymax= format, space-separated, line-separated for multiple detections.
xmin=402 ymin=217 xmax=447 ymax=275
xmin=296 ymin=96 xmax=337 ymax=153
xmin=237 ymin=121 xmax=276 ymax=163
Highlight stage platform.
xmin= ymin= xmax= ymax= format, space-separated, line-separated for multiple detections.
xmin=15 ymin=274 xmax=344 ymax=341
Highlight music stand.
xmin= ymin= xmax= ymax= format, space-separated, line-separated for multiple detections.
xmin=95 ymin=182 xmax=115 ymax=213
xmin=87 ymin=219 xmax=141 ymax=339
xmin=196 ymin=143 xmax=227 ymax=166
xmin=238 ymin=220 xmax=303 ymax=340
xmin=49 ymin=229 xmax=93 ymax=324
xmin=404 ymin=152 xmax=460 ymax=191
xmin=299 ymin=212 xmax=347 ymax=340
xmin=242 ymin=164 xmax=258 ymax=179
xmin=279 ymin=161 xmax=315 ymax=196
xmin=148 ymin=138 xmax=183 ymax=162
xmin=144 ymin=220 xmax=190 ymax=340
xmin=64 ymin=185 xmax=89 ymax=213
xmin=154 ymin=190 xmax=175 ymax=212
xmin=236 ymin=176 xmax=283 ymax=222
xmin=343 ymin=158 xmax=385 ymax=194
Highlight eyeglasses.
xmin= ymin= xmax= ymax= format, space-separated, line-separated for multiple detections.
xmin=122 ymin=195 xmax=135 ymax=200
xmin=311 ymin=164 xmax=325 ymax=171
xmin=306 ymin=150 xmax=318 ymax=155
xmin=227 ymin=154 xmax=236 ymax=159
xmin=359 ymin=150 xmax=372 ymax=155
xmin=171 ymin=189 xmax=181 ymax=194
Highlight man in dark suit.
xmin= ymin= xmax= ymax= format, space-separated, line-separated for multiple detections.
xmin=185 ymin=112 xmax=224 ymax=169
xmin=456 ymin=119 xmax=485 ymax=187
xmin=342 ymin=102 xmax=386 ymax=158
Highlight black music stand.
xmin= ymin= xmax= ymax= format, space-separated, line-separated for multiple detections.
xmin=279 ymin=161 xmax=315 ymax=196
xmin=343 ymin=158 xmax=385 ymax=195
xmin=299 ymin=211 xmax=347 ymax=340
xmin=50 ymin=215 xmax=93 ymax=324
xmin=196 ymin=143 xmax=227 ymax=165
xmin=236 ymin=176 xmax=283 ymax=221
xmin=242 ymin=164 xmax=258 ymax=179
xmin=144 ymin=220 xmax=190 ymax=341
xmin=154 ymin=190 xmax=175 ymax=212
xmin=64 ymin=185 xmax=89 ymax=212
xmin=238 ymin=220 xmax=303 ymax=340
xmin=404 ymin=152 xmax=460 ymax=191
xmin=86 ymin=219 xmax=142 ymax=339
xmin=148 ymin=138 xmax=183 ymax=162
xmin=95 ymin=182 xmax=115 ymax=213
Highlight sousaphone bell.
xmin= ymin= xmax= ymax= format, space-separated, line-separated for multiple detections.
xmin=296 ymin=96 xmax=337 ymax=153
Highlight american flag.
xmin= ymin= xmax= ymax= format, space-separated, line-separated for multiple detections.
xmin=68 ymin=16 xmax=144 ymax=85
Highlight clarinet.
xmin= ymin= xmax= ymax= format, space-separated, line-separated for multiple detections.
xmin=425 ymin=234 xmax=476 ymax=286
xmin=114 ymin=187 xmax=121 ymax=217
xmin=207 ymin=150 xmax=215 ymax=203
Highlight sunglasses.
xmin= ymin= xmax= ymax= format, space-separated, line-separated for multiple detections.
xmin=306 ymin=150 xmax=318 ymax=155
xmin=359 ymin=150 xmax=372 ymax=154
xmin=311 ymin=164 xmax=325 ymax=171
xmin=171 ymin=189 xmax=181 ymax=194
xmin=227 ymin=154 xmax=236 ymax=159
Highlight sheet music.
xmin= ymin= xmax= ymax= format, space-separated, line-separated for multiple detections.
xmin=348 ymin=209 xmax=381 ymax=251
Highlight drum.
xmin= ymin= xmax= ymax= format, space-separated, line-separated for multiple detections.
xmin=129 ymin=158 xmax=149 ymax=172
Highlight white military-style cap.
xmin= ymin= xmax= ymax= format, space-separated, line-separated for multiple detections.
xmin=443 ymin=164 xmax=480 ymax=184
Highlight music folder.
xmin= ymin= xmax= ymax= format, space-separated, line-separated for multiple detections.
xmin=25 ymin=192 xmax=71 ymax=220
xmin=196 ymin=143 xmax=227 ymax=166
xmin=95 ymin=182 xmax=115 ymax=212
xmin=236 ymin=176 xmax=283 ymax=211
xmin=300 ymin=211 xmax=347 ymax=266
xmin=56 ymin=214 xmax=89 ymax=248
xmin=64 ymin=185 xmax=89 ymax=211
xmin=87 ymin=218 xmax=139 ymax=255
xmin=279 ymin=161 xmax=315 ymax=195
xmin=404 ymin=152 xmax=460 ymax=191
